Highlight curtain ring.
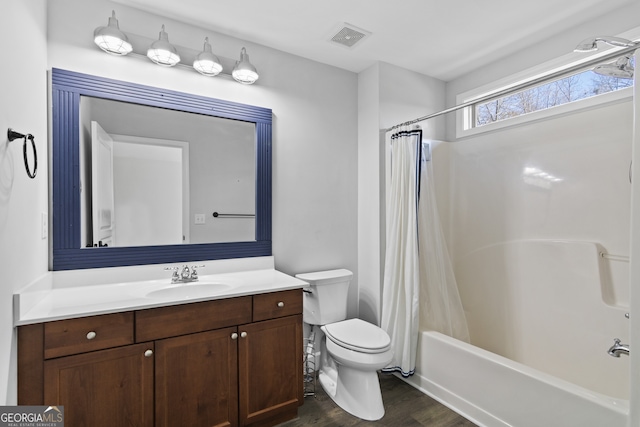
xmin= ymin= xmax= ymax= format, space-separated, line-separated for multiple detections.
xmin=24 ymin=134 xmax=37 ymax=179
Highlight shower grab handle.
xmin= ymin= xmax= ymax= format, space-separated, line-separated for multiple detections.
xmin=599 ymin=252 xmax=629 ymax=262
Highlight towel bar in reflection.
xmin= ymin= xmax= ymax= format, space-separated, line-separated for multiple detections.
xmin=599 ymin=252 xmax=629 ymax=262
xmin=212 ymin=212 xmax=255 ymax=219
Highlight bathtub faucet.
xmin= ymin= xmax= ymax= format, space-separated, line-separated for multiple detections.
xmin=608 ymin=338 xmax=629 ymax=357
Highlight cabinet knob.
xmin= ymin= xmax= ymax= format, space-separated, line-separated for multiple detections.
xmin=231 ymin=332 xmax=238 ymax=340
xmin=86 ymin=331 xmax=97 ymax=340
xmin=144 ymin=350 xmax=153 ymax=358
xmin=277 ymin=301 xmax=284 ymax=308
xmin=240 ymin=331 xmax=247 ymax=338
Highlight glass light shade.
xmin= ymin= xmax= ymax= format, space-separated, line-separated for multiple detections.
xmin=193 ymin=37 xmax=223 ymax=77
xmin=575 ymin=36 xmax=636 ymax=52
xmin=93 ymin=11 xmax=132 ymax=56
xmin=147 ymin=25 xmax=180 ymax=67
xmin=232 ymin=48 xmax=259 ymax=84
xmin=593 ymin=55 xmax=634 ymax=79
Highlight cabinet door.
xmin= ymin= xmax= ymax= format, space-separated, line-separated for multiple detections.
xmin=238 ymin=315 xmax=302 ymax=427
xmin=44 ymin=342 xmax=154 ymax=427
xmin=155 ymin=327 xmax=238 ymax=427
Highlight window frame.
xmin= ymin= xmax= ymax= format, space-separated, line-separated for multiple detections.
xmin=455 ymin=32 xmax=638 ymax=139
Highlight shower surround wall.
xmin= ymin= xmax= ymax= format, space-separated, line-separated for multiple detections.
xmin=407 ymin=97 xmax=633 ymax=426
xmin=438 ymin=7 xmax=640 ymax=421
xmin=449 ymin=97 xmax=632 ymax=399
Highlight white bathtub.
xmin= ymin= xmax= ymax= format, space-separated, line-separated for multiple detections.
xmin=400 ymin=240 xmax=630 ymax=426
xmin=403 ymin=331 xmax=629 ymax=427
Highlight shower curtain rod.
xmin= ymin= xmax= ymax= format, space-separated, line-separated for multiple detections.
xmin=385 ymin=43 xmax=640 ymax=132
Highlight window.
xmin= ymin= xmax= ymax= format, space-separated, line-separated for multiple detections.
xmin=474 ymin=65 xmax=633 ymax=127
xmin=456 ymin=37 xmax=639 ymax=138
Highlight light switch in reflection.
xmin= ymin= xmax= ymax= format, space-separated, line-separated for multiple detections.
xmin=194 ymin=214 xmax=205 ymax=225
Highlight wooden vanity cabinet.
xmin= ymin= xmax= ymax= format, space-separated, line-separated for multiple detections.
xmin=240 ymin=290 xmax=303 ymax=426
xmin=155 ymin=326 xmax=239 ymax=427
xmin=136 ymin=295 xmax=250 ymax=427
xmin=18 ymin=289 xmax=303 ymax=427
xmin=239 ymin=315 xmax=302 ymax=426
xmin=18 ymin=312 xmax=153 ymax=427
xmin=44 ymin=342 xmax=155 ymax=427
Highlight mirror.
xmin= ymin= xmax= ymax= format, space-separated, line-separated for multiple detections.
xmin=51 ymin=68 xmax=272 ymax=270
xmin=81 ymin=97 xmax=256 ymax=247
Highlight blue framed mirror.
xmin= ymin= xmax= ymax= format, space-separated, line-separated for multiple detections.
xmin=51 ymin=68 xmax=272 ymax=270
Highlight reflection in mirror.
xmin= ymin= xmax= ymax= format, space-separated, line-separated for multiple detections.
xmin=51 ymin=68 xmax=272 ymax=270
xmin=80 ymin=97 xmax=256 ymax=248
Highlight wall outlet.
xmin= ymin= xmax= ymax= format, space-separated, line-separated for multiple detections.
xmin=194 ymin=214 xmax=206 ymax=225
xmin=41 ymin=212 xmax=48 ymax=239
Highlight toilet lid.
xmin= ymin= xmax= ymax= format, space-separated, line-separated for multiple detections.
xmin=323 ymin=318 xmax=391 ymax=354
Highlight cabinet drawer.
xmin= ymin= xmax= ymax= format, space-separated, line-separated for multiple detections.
xmin=253 ymin=289 xmax=302 ymax=322
xmin=136 ymin=296 xmax=252 ymax=342
xmin=44 ymin=312 xmax=134 ymax=359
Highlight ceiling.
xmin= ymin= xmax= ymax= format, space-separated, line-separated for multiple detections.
xmin=113 ymin=0 xmax=631 ymax=81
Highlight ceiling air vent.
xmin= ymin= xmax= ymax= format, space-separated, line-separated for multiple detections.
xmin=329 ymin=23 xmax=371 ymax=48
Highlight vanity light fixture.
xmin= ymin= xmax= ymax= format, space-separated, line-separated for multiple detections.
xmin=232 ymin=47 xmax=259 ymax=84
xmin=93 ymin=10 xmax=132 ymax=56
xmin=193 ymin=37 xmax=223 ymax=77
xmin=147 ymin=25 xmax=180 ymax=67
xmin=93 ymin=12 xmax=260 ymax=84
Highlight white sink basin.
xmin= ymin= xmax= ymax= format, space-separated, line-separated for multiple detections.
xmin=146 ymin=283 xmax=231 ymax=299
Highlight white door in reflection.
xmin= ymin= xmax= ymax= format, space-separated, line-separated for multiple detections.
xmin=91 ymin=122 xmax=190 ymax=247
xmin=91 ymin=121 xmax=115 ymax=247
xmin=112 ymin=135 xmax=189 ymax=247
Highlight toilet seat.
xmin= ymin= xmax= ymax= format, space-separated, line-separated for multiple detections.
xmin=323 ymin=318 xmax=391 ymax=354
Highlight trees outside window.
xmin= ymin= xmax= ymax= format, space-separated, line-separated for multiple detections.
xmin=475 ymin=66 xmax=633 ymax=127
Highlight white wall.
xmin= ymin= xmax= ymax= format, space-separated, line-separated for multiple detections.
xmin=0 ymin=0 xmax=49 ymax=405
xmin=357 ymin=62 xmax=446 ymax=324
xmin=113 ymin=143 xmax=184 ymax=246
xmin=357 ymin=64 xmax=380 ymax=323
xmin=47 ymin=0 xmax=358 ymax=292
xmin=0 ymin=0 xmax=359 ymax=403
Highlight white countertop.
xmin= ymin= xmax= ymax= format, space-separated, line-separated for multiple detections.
xmin=14 ymin=257 xmax=308 ymax=325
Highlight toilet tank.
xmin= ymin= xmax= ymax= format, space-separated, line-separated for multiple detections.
xmin=296 ymin=269 xmax=353 ymax=325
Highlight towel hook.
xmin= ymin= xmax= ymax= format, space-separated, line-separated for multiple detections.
xmin=7 ymin=128 xmax=37 ymax=179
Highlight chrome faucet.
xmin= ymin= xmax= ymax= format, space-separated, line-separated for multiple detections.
xmin=165 ymin=265 xmax=204 ymax=283
xmin=181 ymin=265 xmax=192 ymax=280
xmin=608 ymin=338 xmax=629 ymax=357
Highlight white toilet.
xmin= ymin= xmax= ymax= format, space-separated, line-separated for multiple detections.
xmin=296 ymin=269 xmax=393 ymax=421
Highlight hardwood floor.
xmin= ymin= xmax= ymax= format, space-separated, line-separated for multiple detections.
xmin=279 ymin=372 xmax=478 ymax=427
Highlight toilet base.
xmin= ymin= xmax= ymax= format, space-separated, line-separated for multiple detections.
xmin=319 ymin=364 xmax=385 ymax=421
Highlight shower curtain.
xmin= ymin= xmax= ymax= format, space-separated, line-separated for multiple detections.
xmin=381 ymin=127 xmax=469 ymax=377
